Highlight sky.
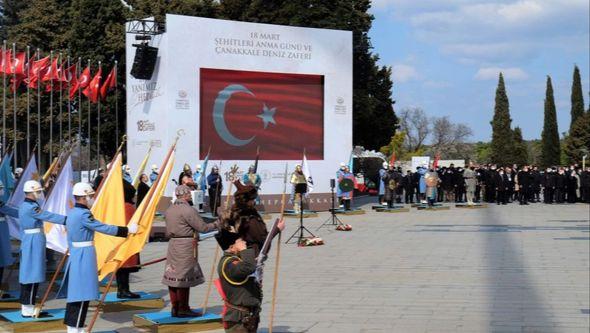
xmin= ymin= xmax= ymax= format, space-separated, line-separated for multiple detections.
xmin=368 ymin=0 xmax=590 ymax=142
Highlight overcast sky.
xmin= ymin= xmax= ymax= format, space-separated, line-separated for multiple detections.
xmin=369 ymin=0 xmax=589 ymax=142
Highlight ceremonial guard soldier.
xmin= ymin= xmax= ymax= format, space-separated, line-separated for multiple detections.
xmin=378 ymin=162 xmax=388 ymax=205
xmin=216 ymin=230 xmax=260 ymax=333
xmin=381 ymin=164 xmax=401 ymax=208
xmin=417 ymin=164 xmax=427 ymax=203
xmin=60 ymin=182 xmax=137 ymax=333
xmin=18 ymin=180 xmax=67 ymax=317
xmin=290 ymin=165 xmax=307 ymax=214
xmin=242 ymin=165 xmax=262 ymax=204
xmin=463 ymin=165 xmax=477 ymax=205
xmin=207 ymin=166 xmax=224 ymax=217
xmin=336 ymin=163 xmax=346 ymax=207
xmin=149 ymin=164 xmax=159 ymax=184
xmin=122 ymin=165 xmax=133 ymax=184
xmin=162 ymin=185 xmax=219 ymax=317
xmin=193 ymin=164 xmax=206 ymax=211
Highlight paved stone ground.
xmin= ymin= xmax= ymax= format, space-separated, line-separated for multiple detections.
xmin=1 ymin=200 xmax=589 ymax=332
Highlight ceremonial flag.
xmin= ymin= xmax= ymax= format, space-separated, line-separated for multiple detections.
xmin=389 ymin=151 xmax=396 ymax=166
xmin=6 ymin=155 xmax=40 ymax=239
xmin=99 ymin=66 xmax=116 ymax=100
xmin=433 ymin=152 xmax=440 ymax=169
xmin=83 ymin=67 xmax=102 ymax=103
xmin=42 ymin=57 xmax=60 ymax=82
xmin=70 ymin=65 xmax=90 ymax=98
xmin=93 ymin=152 xmax=126 ymax=271
xmin=9 ymin=52 xmax=26 ymax=75
xmin=99 ymin=146 xmax=175 ymax=280
xmin=199 ymin=68 xmax=324 ymax=160
xmin=0 ymin=152 xmax=15 ymax=202
xmin=27 ymin=56 xmax=50 ymax=89
xmin=60 ymin=63 xmax=77 ymax=92
xmin=302 ymin=152 xmax=314 ymax=193
xmin=132 ymin=146 xmax=152 ymax=188
xmin=0 ymin=50 xmax=11 ymax=74
xmin=199 ymin=151 xmax=210 ymax=190
xmin=43 ymin=156 xmax=74 ymax=253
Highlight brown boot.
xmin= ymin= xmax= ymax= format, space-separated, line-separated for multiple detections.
xmin=176 ymin=288 xmax=201 ymax=317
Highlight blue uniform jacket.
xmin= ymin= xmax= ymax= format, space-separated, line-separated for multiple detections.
xmin=336 ymin=169 xmax=346 ymax=196
xmin=378 ymin=169 xmax=387 ymax=195
xmin=18 ymin=198 xmax=67 ymax=284
xmin=0 ymin=202 xmax=19 ymax=268
xmin=58 ymin=203 xmax=125 ymax=302
xmin=149 ymin=171 xmax=158 ymax=184
xmin=418 ymin=168 xmax=427 ymax=194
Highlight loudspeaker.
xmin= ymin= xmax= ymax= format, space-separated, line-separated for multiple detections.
xmin=330 ymin=178 xmax=335 ymax=189
xmin=130 ymin=44 xmax=158 ymax=80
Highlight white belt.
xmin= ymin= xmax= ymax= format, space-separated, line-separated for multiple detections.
xmin=72 ymin=241 xmax=93 ymax=248
xmin=0 ymin=217 xmax=5 ymax=222
xmin=24 ymin=228 xmax=42 ymax=234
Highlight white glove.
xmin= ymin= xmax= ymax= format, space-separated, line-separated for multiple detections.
xmin=127 ymin=222 xmax=139 ymax=234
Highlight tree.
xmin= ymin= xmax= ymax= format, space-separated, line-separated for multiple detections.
xmin=430 ymin=116 xmax=472 ymax=159
xmin=398 ymin=107 xmax=430 ymax=153
xmin=512 ymin=126 xmax=528 ymax=166
xmin=541 ymin=76 xmax=561 ymax=167
xmin=563 ymin=111 xmax=590 ymax=164
xmin=570 ymin=65 xmax=585 ymax=132
xmin=489 ymin=73 xmax=514 ymax=165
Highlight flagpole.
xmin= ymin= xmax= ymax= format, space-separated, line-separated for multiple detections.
xmin=115 ymin=60 xmax=118 ymax=149
xmin=77 ymin=57 xmax=82 ymax=178
xmin=2 ymin=40 xmax=6 ymax=155
xmin=67 ymin=55 xmax=71 ymax=143
xmin=87 ymin=59 xmax=91 ymax=174
xmin=36 ymin=49 xmax=41 ymax=170
xmin=26 ymin=46 xmax=30 ymax=160
xmin=96 ymin=61 xmax=101 ymax=172
xmin=49 ymin=51 xmax=53 ymax=164
xmin=12 ymin=42 xmax=17 ymax=169
xmin=58 ymin=52 xmax=63 ymax=146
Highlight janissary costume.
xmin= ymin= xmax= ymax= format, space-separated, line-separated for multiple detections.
xmin=337 ymin=166 xmax=357 ymax=210
xmin=162 ymin=185 xmax=219 ymax=317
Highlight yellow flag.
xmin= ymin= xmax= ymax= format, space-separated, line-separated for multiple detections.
xmin=132 ymin=146 xmax=152 ymax=188
xmin=98 ymin=149 xmax=175 ymax=280
xmin=93 ymin=153 xmax=126 ymax=271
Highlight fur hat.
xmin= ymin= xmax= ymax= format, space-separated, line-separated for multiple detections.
xmin=215 ymin=228 xmax=241 ymax=250
xmin=233 ymin=180 xmax=257 ymax=201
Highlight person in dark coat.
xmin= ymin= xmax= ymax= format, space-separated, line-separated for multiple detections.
xmin=382 ymin=165 xmax=402 ymax=208
xmin=580 ymin=167 xmax=590 ymax=203
xmin=116 ymin=180 xmax=141 ymax=299
xmin=566 ymin=170 xmax=578 ymax=203
xmin=207 ymin=166 xmax=223 ymax=217
xmin=495 ymin=169 xmax=507 ymax=205
xmin=485 ymin=165 xmax=498 ymax=203
xmin=555 ymin=169 xmax=566 ymax=203
xmin=403 ymin=170 xmax=414 ymax=203
xmin=136 ymin=174 xmax=150 ymax=208
xmin=531 ymin=166 xmax=542 ymax=202
xmin=454 ymin=167 xmax=465 ymax=203
xmin=517 ymin=166 xmax=531 ymax=205
xmin=504 ymin=167 xmax=515 ymax=203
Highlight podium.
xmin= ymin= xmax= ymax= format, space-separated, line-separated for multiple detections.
xmin=93 ymin=291 xmax=164 ymax=313
xmin=0 ymin=308 xmax=65 ymax=333
xmin=133 ymin=309 xmax=223 ymax=332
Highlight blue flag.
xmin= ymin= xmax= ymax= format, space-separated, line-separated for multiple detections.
xmin=0 ymin=152 xmax=15 ymax=202
xmin=348 ymin=151 xmax=354 ymax=174
xmin=200 ymin=153 xmax=210 ymax=190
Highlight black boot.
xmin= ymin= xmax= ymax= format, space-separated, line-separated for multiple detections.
xmin=116 ymin=270 xmax=140 ymax=299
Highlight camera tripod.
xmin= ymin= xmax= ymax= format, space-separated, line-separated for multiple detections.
xmin=286 ymin=192 xmax=315 ymax=244
xmin=318 ymin=183 xmax=346 ymax=230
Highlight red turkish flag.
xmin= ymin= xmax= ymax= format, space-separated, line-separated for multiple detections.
xmin=199 ymin=68 xmax=324 ymax=160
xmin=70 ymin=66 xmax=91 ymax=99
xmin=0 ymin=50 xmax=11 ymax=74
xmin=9 ymin=52 xmax=26 ymax=75
xmin=42 ymin=58 xmax=60 ymax=82
xmin=99 ymin=66 xmax=116 ymax=100
xmin=82 ymin=67 xmax=102 ymax=103
xmin=27 ymin=56 xmax=50 ymax=89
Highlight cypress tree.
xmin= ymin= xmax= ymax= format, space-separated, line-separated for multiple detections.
xmin=563 ymin=111 xmax=590 ymax=164
xmin=570 ymin=65 xmax=585 ymax=132
xmin=541 ymin=76 xmax=561 ymax=167
xmin=512 ymin=127 xmax=528 ymax=166
xmin=489 ymin=73 xmax=514 ymax=165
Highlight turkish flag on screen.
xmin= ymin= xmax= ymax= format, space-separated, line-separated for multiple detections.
xmin=200 ymin=68 xmax=324 ymax=160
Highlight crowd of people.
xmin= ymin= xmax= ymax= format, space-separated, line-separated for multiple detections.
xmin=377 ymin=163 xmax=590 ymax=206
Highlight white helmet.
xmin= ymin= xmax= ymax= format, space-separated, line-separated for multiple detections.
xmin=15 ymin=167 xmax=23 ymax=175
xmin=195 ymin=164 xmax=202 ymax=171
xmin=382 ymin=162 xmax=388 ymax=169
xmin=123 ymin=164 xmax=131 ymax=173
xmin=73 ymin=182 xmax=95 ymax=196
xmin=23 ymin=180 xmax=43 ymax=193
xmin=340 ymin=162 xmax=346 ymax=167
xmin=151 ymin=164 xmax=158 ymax=171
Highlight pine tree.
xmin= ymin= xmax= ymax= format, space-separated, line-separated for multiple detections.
xmin=489 ymin=73 xmax=514 ymax=165
xmin=570 ymin=65 xmax=585 ymax=132
xmin=563 ymin=111 xmax=590 ymax=164
xmin=541 ymin=76 xmax=561 ymax=167
xmin=512 ymin=127 xmax=528 ymax=166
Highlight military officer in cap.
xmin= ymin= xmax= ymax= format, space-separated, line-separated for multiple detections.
xmin=216 ymin=230 xmax=260 ymax=333
xmin=60 ymin=182 xmax=138 ymax=333
xmin=18 ymin=180 xmax=67 ymax=317
xmin=162 ymin=185 xmax=220 ymax=318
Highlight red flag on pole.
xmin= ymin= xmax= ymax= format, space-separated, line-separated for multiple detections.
xmin=0 ymin=50 xmax=11 ymax=74
xmin=83 ymin=67 xmax=102 ymax=103
xmin=26 ymin=56 xmax=50 ymax=89
xmin=389 ymin=151 xmax=396 ymax=166
xmin=42 ymin=57 xmax=61 ymax=82
xmin=60 ymin=63 xmax=77 ymax=91
xmin=9 ymin=52 xmax=26 ymax=75
xmin=433 ymin=152 xmax=440 ymax=169
xmin=99 ymin=66 xmax=116 ymax=100
xmin=70 ymin=65 xmax=90 ymax=99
